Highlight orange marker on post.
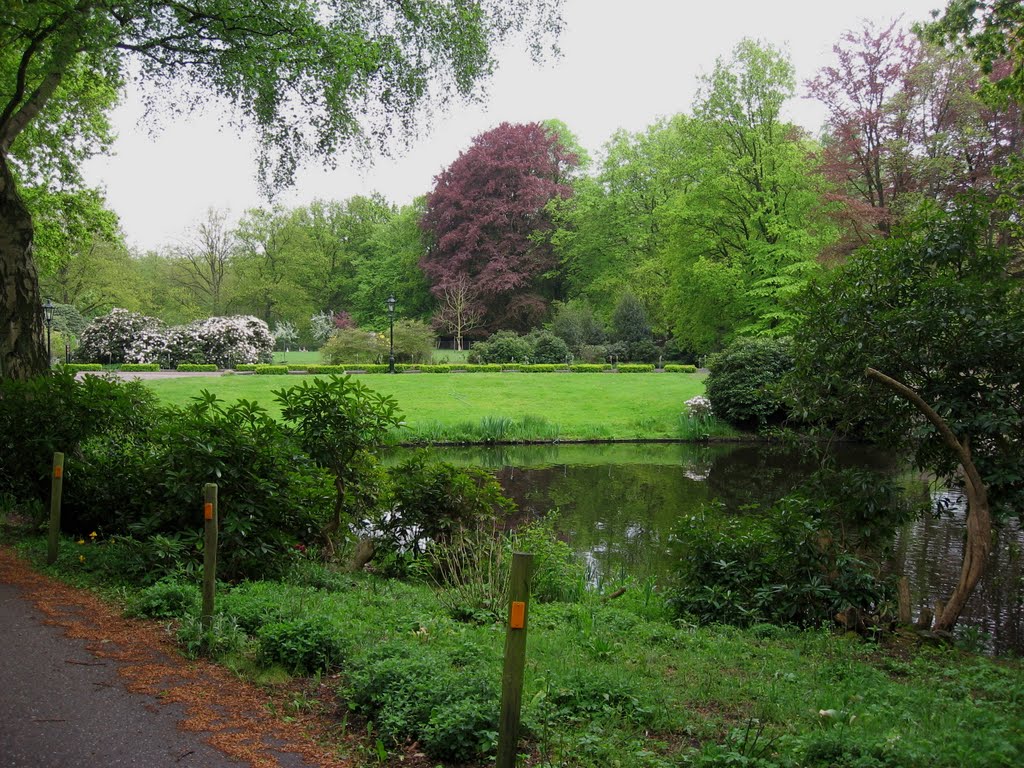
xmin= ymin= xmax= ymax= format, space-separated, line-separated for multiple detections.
xmin=204 ymin=502 xmax=214 ymax=521
xmin=509 ymin=601 xmax=526 ymax=629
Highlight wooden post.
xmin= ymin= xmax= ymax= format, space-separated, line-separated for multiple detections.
xmin=897 ymin=576 xmax=912 ymax=625
xmin=496 ymin=552 xmax=533 ymax=768
xmin=201 ymin=483 xmax=218 ymax=631
xmin=46 ymin=453 xmax=64 ymax=565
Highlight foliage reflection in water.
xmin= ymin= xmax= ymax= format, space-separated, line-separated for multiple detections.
xmin=397 ymin=442 xmax=1023 ymax=654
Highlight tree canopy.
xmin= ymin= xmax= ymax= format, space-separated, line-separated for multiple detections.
xmin=0 ymin=0 xmax=565 ymax=378
xmin=420 ymin=121 xmax=579 ymax=330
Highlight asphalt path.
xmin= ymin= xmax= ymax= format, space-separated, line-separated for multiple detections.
xmin=0 ymin=582 xmax=247 ymax=767
xmin=0 ymin=563 xmax=342 ymax=768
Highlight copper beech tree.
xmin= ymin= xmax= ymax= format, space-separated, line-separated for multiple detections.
xmin=420 ymin=121 xmax=579 ymax=331
xmin=0 ymin=0 xmax=565 ymax=379
xmin=790 ymin=199 xmax=1023 ymax=632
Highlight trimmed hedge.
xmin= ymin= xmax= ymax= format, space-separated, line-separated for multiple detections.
xmin=664 ymin=364 xmax=698 ymax=373
xmin=119 ymin=363 xmax=161 ymax=372
xmin=254 ymin=365 xmax=290 ymax=375
xmin=58 ymin=363 xmax=103 ymax=372
xmin=176 ymin=364 xmax=218 ymax=372
xmin=617 ymin=364 xmax=655 ymax=373
xmin=570 ymin=364 xmax=610 ymax=373
xmin=460 ymin=364 xmax=502 ymax=372
xmin=522 ymin=364 xmax=561 ymax=372
xmin=501 ymin=364 xmax=522 ymax=371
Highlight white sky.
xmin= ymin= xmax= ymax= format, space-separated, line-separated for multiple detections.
xmin=81 ymin=0 xmax=946 ymax=252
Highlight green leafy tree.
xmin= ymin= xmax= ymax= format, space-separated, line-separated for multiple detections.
xmin=552 ymin=116 xmax=693 ymax=328
xmin=0 ymin=0 xmax=565 ymax=379
xmin=230 ymin=205 xmax=315 ymax=328
xmin=351 ymin=199 xmax=435 ymax=327
xmin=663 ymin=40 xmax=836 ymax=352
xmin=275 ymin=375 xmax=403 ymax=543
xmin=789 ymin=198 xmax=1024 ymax=632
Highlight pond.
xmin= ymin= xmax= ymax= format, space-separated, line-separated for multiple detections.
xmin=404 ymin=442 xmax=1024 ymax=655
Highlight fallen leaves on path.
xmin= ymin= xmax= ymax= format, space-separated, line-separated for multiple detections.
xmin=0 ymin=546 xmax=351 ymax=768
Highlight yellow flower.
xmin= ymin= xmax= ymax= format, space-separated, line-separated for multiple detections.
xmin=77 ymin=539 xmax=85 ymax=545
xmin=89 ymin=531 xmax=97 ymax=540
xmin=79 ymin=555 xmax=85 ymax=563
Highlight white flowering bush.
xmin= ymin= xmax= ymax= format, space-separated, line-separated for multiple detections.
xmin=684 ymin=395 xmax=713 ymax=419
xmin=78 ymin=311 xmax=273 ymax=367
xmin=166 ymin=316 xmax=274 ymax=368
xmin=77 ymin=309 xmax=166 ymax=364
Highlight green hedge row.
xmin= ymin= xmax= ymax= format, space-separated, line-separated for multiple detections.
xmin=246 ymin=362 xmax=693 ymax=375
xmin=176 ymin=364 xmax=218 ymax=372
xmin=119 ymin=363 xmax=161 ymax=372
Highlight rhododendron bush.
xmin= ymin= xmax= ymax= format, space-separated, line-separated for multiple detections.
xmin=78 ymin=311 xmax=273 ymax=367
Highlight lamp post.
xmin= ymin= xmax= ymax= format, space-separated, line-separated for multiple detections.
xmin=42 ymin=299 xmax=54 ymax=369
xmin=386 ymin=294 xmax=397 ymax=374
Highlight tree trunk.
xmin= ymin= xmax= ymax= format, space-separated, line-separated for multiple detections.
xmin=865 ymin=367 xmax=991 ymax=633
xmin=934 ymin=466 xmax=991 ymax=632
xmin=0 ymin=152 xmax=46 ymax=379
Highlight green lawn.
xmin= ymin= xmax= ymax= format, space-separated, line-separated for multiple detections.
xmin=143 ymin=372 xmax=715 ymax=442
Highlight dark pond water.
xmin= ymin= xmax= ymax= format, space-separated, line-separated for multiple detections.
xmin=407 ymin=442 xmax=1024 ymax=655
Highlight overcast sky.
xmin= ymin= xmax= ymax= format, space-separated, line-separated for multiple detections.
xmin=81 ymin=0 xmax=946 ymax=252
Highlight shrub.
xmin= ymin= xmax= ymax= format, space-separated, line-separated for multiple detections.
xmin=234 ymin=363 xmax=258 ymax=371
xmin=0 ymin=372 xmax=160 ymax=506
xmin=527 ymin=329 xmax=571 ymax=364
xmin=254 ymin=364 xmax=290 ymax=375
xmin=119 ymin=363 xmax=160 ymax=372
xmin=257 ymin=616 xmax=345 ymax=674
xmin=382 ymin=453 xmax=514 ymax=555
xmin=392 ymin=319 xmax=436 ymax=363
xmin=617 ymin=363 xmax=654 ymax=372
xmin=569 ymin=363 xmax=609 ymax=372
xmin=418 ymin=364 xmax=451 ymax=373
xmin=176 ymin=364 xmax=218 ymax=372
xmin=343 ymin=639 xmax=500 ymax=762
xmin=460 ymin=364 xmax=501 ymax=372
xmin=507 ymin=514 xmax=585 ymax=602
xmin=665 ymin=364 xmax=698 ymax=373
xmin=274 ymin=375 xmax=402 ymax=541
xmin=77 ymin=309 xmax=165 ymax=364
xmin=667 ymin=498 xmax=888 ymax=628
xmin=127 ymin=579 xmax=199 ymax=618
xmin=165 ymin=315 xmax=273 ymax=368
xmin=550 ymin=299 xmax=605 ymax=353
xmin=521 ymin=364 xmax=559 ymax=372
xmin=85 ymin=393 xmax=333 ymax=580
xmin=705 ymin=337 xmax=793 ymax=429
xmin=320 ymin=328 xmax=386 ymax=364
xmin=468 ymin=330 xmax=532 ymax=364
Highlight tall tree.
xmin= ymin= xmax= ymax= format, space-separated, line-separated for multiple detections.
xmin=552 ymin=116 xmax=694 ymax=330
xmin=421 ymin=121 xmax=579 ymax=330
xmin=809 ymin=18 xmax=1024 ymax=249
xmin=231 ymin=205 xmax=311 ymax=327
xmin=0 ymin=0 xmax=565 ymax=379
xmin=350 ymin=198 xmax=434 ymax=327
xmin=170 ymin=207 xmax=235 ymax=316
xmin=664 ymin=40 xmax=834 ymax=352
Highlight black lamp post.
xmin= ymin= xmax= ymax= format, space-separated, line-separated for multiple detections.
xmin=386 ymin=294 xmax=397 ymax=373
xmin=42 ymin=299 xmax=54 ymax=369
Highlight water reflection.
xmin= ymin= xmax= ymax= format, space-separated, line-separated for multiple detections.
xmin=399 ymin=442 xmax=1024 ymax=654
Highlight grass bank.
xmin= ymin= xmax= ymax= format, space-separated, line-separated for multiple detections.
xmin=143 ymin=372 xmax=729 ymax=442
xmin=9 ymin=529 xmax=1024 ymax=768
